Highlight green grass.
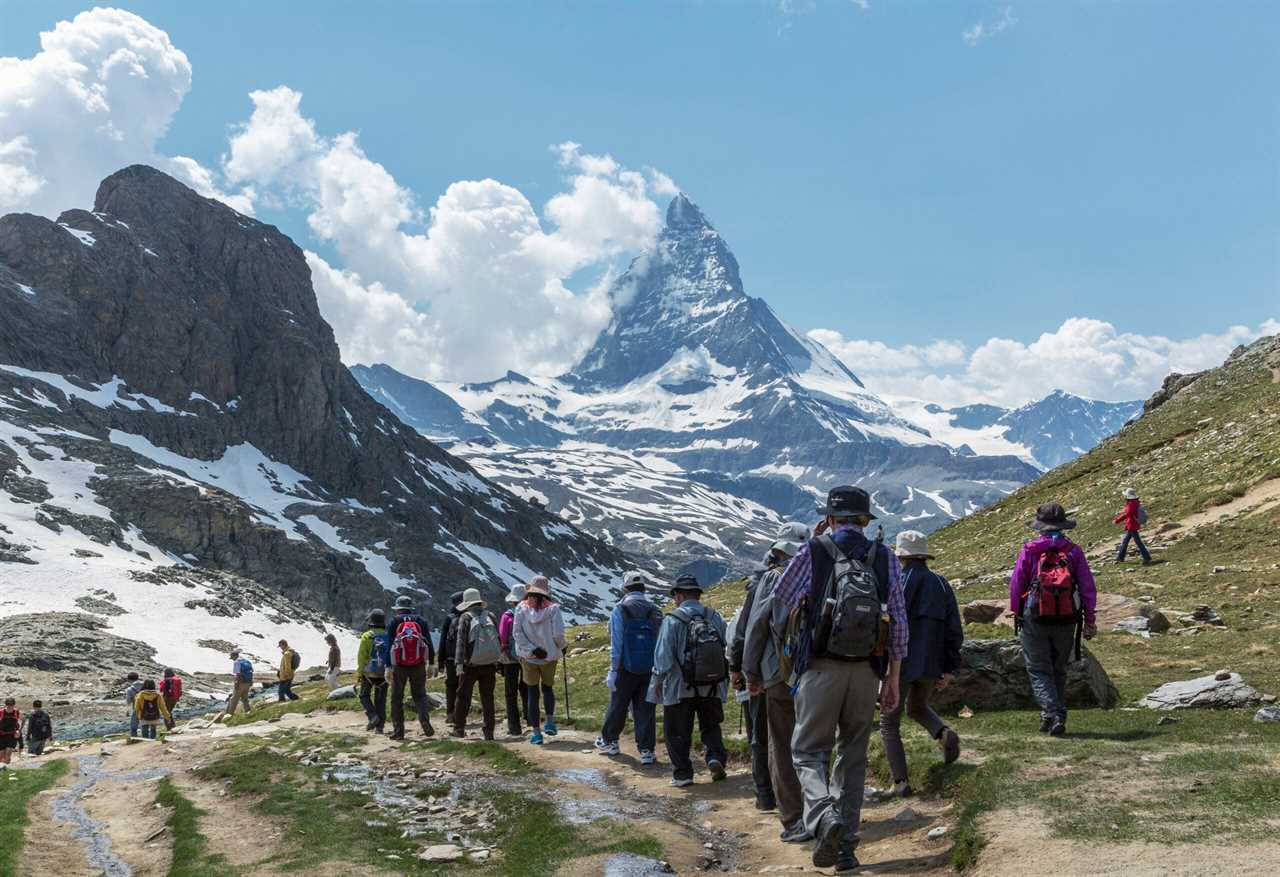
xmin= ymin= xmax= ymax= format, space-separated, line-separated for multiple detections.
xmin=154 ymin=777 xmax=237 ymax=877
xmin=0 ymin=759 xmax=69 ymax=877
xmin=222 ymin=678 xmax=364 ymax=727
xmin=404 ymin=739 xmax=535 ymax=775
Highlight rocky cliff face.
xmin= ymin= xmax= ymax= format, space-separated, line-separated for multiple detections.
xmin=0 ymin=166 xmax=631 ymax=672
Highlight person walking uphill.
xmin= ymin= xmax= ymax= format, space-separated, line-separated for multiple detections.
xmin=276 ymin=640 xmax=300 ymax=702
xmin=498 ymin=584 xmax=530 ymax=737
xmin=133 ymin=680 xmax=172 ymax=739
xmin=226 ymin=651 xmax=254 ymax=716
xmin=123 ymin=672 xmax=144 ymax=737
xmin=1010 ymin=503 xmax=1098 ymax=737
xmin=775 ymin=486 xmax=909 ymax=873
xmin=596 ymin=572 xmax=662 ymax=764
xmin=358 ymin=609 xmax=390 ymax=733
xmin=879 ymin=530 xmax=963 ymax=798
xmin=23 ymin=701 xmax=53 ymax=757
xmin=385 ymin=595 xmax=436 ymax=740
xmin=648 ymin=574 xmax=730 ymax=788
xmin=438 ymin=591 xmax=465 ymax=719
xmin=0 ymin=698 xmax=21 ymax=767
xmin=159 ymin=669 xmax=183 ymax=715
xmin=514 ymin=576 xmax=567 ymax=745
xmin=742 ymin=532 xmax=809 ymax=843
xmin=452 ymin=589 xmax=502 ymax=740
xmin=1114 ymin=487 xmax=1152 ymax=565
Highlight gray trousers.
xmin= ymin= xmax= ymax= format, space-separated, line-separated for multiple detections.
xmin=792 ymin=658 xmax=879 ymax=848
xmin=765 ymin=682 xmax=804 ymax=828
xmin=879 ymin=677 xmax=948 ymax=783
xmin=1020 ymin=615 xmax=1075 ymax=722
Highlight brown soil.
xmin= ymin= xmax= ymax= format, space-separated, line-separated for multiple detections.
xmin=20 ymin=769 xmax=96 ymax=877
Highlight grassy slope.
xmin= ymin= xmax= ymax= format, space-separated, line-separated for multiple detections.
xmin=0 ymin=759 xmax=69 ymax=877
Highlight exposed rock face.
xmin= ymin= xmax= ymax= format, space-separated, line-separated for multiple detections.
xmin=962 ymin=600 xmax=1009 ymax=625
xmin=1143 ymin=370 xmax=1208 ymax=415
xmin=1139 ymin=673 xmax=1261 ymax=710
xmin=932 ymin=639 xmax=1119 ymax=712
xmin=1255 ymin=705 xmax=1280 ymax=723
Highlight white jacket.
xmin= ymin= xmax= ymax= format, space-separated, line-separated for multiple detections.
xmin=513 ymin=601 xmax=566 ymax=664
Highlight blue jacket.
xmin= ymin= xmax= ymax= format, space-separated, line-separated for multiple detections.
xmin=899 ymin=563 xmax=963 ymax=683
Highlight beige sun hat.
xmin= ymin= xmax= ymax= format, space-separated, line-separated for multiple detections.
xmin=771 ymin=539 xmax=801 ymax=558
xmin=1122 ymin=487 xmax=1139 ymax=500
xmin=525 ymin=575 xmax=551 ymax=597
xmin=895 ymin=530 xmax=934 ymax=559
xmin=456 ymin=587 xmax=486 ymax=611
xmin=505 ymin=584 xmax=526 ymax=604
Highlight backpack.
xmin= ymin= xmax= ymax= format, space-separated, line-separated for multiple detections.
xmin=391 ymin=617 xmax=427 ymax=666
xmin=140 ymin=697 xmax=161 ymax=722
xmin=236 ymin=659 xmax=254 ymax=683
xmin=620 ymin=600 xmax=659 ymax=674
xmin=1026 ymin=547 xmax=1080 ymax=624
xmin=0 ymin=708 xmax=19 ymax=737
xmin=813 ymin=536 xmax=888 ymax=660
xmin=161 ymin=677 xmax=183 ymax=701
xmin=28 ymin=711 xmax=52 ymax=740
xmin=466 ymin=613 xmax=502 ymax=666
xmin=289 ymin=650 xmax=301 ymax=671
xmin=364 ymin=631 xmax=390 ymax=676
xmin=1136 ymin=506 xmax=1149 ymax=526
xmin=677 ymin=606 xmax=729 ymax=689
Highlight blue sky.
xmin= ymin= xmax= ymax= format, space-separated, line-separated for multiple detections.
xmin=1 ymin=2 xmax=1276 ymax=403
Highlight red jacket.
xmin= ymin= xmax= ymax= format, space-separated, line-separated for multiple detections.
xmin=1114 ymin=499 xmax=1141 ymax=532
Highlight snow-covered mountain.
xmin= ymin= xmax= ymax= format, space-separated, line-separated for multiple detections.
xmin=355 ymin=195 xmax=1042 ymax=575
xmin=0 ymin=167 xmax=631 ymax=674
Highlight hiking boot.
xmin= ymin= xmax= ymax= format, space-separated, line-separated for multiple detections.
xmin=529 ymin=730 xmax=544 ymax=745
xmin=670 ymin=777 xmax=693 ymax=788
xmin=507 ymin=727 xmax=522 ymax=737
xmin=835 ymin=845 xmax=861 ymax=874
xmin=1048 ymin=720 xmax=1066 ymax=737
xmin=543 ymin=719 xmax=558 ymax=736
xmin=450 ymin=728 xmax=466 ymax=738
xmin=755 ymin=795 xmax=777 ymax=811
xmin=371 ymin=722 xmax=384 ymax=735
xmin=779 ymin=820 xmax=813 ymax=844
xmin=707 ymin=759 xmax=726 ymax=781
xmin=639 ymin=749 xmax=657 ymax=766
xmin=421 ymin=722 xmax=435 ymax=738
xmin=388 ymin=729 xmax=406 ymax=741
xmin=890 ymin=780 xmax=914 ymax=798
xmin=1039 ymin=716 xmax=1053 ymax=733
xmin=812 ymin=814 xmax=843 ymax=868
xmin=940 ymin=728 xmax=961 ymax=764
xmin=365 ymin=717 xmax=378 ymax=731
xmin=1142 ymin=558 xmax=1153 ymax=566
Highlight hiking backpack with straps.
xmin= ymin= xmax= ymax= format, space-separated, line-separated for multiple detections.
xmin=391 ymin=617 xmax=427 ymax=666
xmin=28 ymin=711 xmax=52 ymax=740
xmin=1026 ymin=546 xmax=1081 ymax=625
xmin=160 ymin=676 xmax=183 ymax=700
xmin=289 ymin=650 xmax=301 ymax=672
xmin=620 ymin=599 xmax=659 ymax=674
xmin=467 ymin=613 xmax=502 ymax=666
xmin=1136 ymin=506 xmax=1149 ymax=526
xmin=813 ymin=535 xmax=888 ymax=660
xmin=235 ymin=659 xmax=254 ymax=683
xmin=677 ymin=606 xmax=729 ymax=688
xmin=365 ymin=631 xmax=390 ymax=676
xmin=140 ymin=697 xmax=161 ymax=722
xmin=0 ymin=708 xmax=19 ymax=737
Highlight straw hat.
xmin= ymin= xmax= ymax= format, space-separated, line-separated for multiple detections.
xmin=456 ymin=588 xmax=486 ymax=611
xmin=525 ymin=576 xmax=551 ymax=597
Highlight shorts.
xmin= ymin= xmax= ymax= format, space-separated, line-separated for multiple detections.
xmin=520 ymin=660 xmax=558 ymax=687
xmin=0 ymin=738 xmax=18 ymax=750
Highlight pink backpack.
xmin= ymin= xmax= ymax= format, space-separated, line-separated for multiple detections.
xmin=391 ymin=618 xmax=426 ymax=666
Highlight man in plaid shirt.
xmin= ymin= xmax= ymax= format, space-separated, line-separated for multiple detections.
xmin=774 ymin=485 xmax=908 ymax=872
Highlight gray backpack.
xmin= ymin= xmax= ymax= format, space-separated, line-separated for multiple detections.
xmin=678 ymin=606 xmax=728 ymax=689
xmin=467 ymin=613 xmax=502 ymax=666
xmin=815 ymin=536 xmax=886 ymax=660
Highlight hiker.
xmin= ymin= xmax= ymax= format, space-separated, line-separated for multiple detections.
xmin=774 ymin=485 xmax=909 ymax=872
xmin=742 ymin=531 xmax=809 ymax=843
xmin=358 ymin=609 xmax=390 ymax=733
xmin=0 ymin=698 xmax=20 ymax=767
xmin=879 ymin=530 xmax=963 ymax=798
xmin=730 ymin=522 xmax=807 ymax=812
xmin=226 ymin=651 xmax=255 ymax=715
xmin=124 ymin=671 xmax=144 ymax=737
xmin=513 ymin=576 xmax=566 ymax=745
xmin=1114 ymin=487 xmax=1152 ymax=565
xmin=159 ymin=668 xmax=183 ymax=715
xmin=384 ymin=595 xmax=436 ymax=740
xmin=133 ymin=680 xmax=173 ymax=739
xmin=23 ymin=700 xmax=53 ymax=756
xmin=276 ymin=640 xmax=300 ymax=701
xmin=648 ymin=574 xmax=730 ymax=788
xmin=1010 ymin=503 xmax=1098 ymax=737
xmin=438 ymin=590 xmax=465 ymax=719
xmin=325 ymin=634 xmax=342 ymax=690
xmin=452 ymin=588 xmax=501 ymax=740
xmin=498 ymin=584 xmax=530 ymax=737
xmin=595 ymin=572 xmax=662 ymax=765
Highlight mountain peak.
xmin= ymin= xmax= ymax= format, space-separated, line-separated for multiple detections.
xmin=666 ymin=193 xmax=713 ymax=232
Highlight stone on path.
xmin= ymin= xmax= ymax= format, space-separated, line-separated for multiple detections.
xmin=419 ymin=844 xmax=465 ymax=862
xmin=326 ymin=685 xmax=356 ymax=701
xmin=1138 ymin=673 xmax=1261 ymax=710
xmin=1254 ymin=705 xmax=1280 ymax=724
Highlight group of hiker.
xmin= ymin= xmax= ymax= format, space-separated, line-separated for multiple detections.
xmin=0 ymin=698 xmax=53 ymax=766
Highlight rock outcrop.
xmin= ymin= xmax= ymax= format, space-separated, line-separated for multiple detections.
xmin=932 ymin=639 xmax=1119 ymax=712
xmin=1138 ymin=673 xmax=1261 ymax=710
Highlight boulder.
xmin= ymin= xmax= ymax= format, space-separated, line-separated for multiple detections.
xmin=1113 ymin=617 xmax=1152 ymax=637
xmin=326 ymin=685 xmax=356 ymax=701
xmin=1138 ymin=673 xmax=1260 ymax=710
xmin=1254 ymin=705 xmax=1280 ymax=724
xmin=962 ymin=600 xmax=1008 ymax=625
xmin=1112 ymin=607 xmax=1170 ymax=637
xmin=419 ymin=845 xmax=465 ymax=862
xmin=931 ymin=639 xmax=1119 ymax=713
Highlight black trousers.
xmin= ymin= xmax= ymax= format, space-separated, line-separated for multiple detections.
xmin=454 ymin=665 xmax=497 ymax=738
xmin=358 ymin=676 xmax=387 ymax=727
xmin=391 ymin=663 xmax=432 ymax=734
xmin=443 ymin=661 xmax=459 ymax=717
xmin=746 ymin=693 xmax=774 ymax=803
xmin=663 ymin=696 xmax=727 ymax=781
xmin=501 ymin=662 xmax=528 ymax=734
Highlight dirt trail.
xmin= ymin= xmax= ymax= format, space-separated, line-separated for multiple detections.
xmin=1176 ymin=477 xmax=1280 ymax=533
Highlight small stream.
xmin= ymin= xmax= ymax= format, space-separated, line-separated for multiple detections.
xmin=50 ymin=755 xmax=169 ymax=877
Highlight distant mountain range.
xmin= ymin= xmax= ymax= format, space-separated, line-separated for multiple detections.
xmin=354 ymin=195 xmax=1141 ymax=580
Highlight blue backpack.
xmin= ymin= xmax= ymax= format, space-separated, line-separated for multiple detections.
xmin=235 ymin=658 xmax=254 ymax=683
xmin=365 ymin=632 xmax=390 ymax=676
xmin=620 ymin=600 xmax=659 ymax=674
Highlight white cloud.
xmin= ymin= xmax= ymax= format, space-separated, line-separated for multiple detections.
xmin=812 ymin=317 xmax=1280 ymax=408
xmin=963 ymin=6 xmax=1017 ymax=45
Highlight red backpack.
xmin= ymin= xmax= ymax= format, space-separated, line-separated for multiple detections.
xmin=1028 ymin=547 xmax=1080 ymax=624
xmin=390 ymin=618 xmax=426 ymax=666
xmin=0 ymin=707 xmax=19 ymax=738
xmin=161 ymin=676 xmax=184 ymax=701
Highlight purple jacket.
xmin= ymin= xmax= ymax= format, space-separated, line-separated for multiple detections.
xmin=1008 ymin=535 xmax=1097 ymax=625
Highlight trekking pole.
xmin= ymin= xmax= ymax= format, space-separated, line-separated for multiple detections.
xmin=562 ymin=648 xmax=572 ymax=723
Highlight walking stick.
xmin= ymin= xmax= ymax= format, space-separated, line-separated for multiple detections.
xmin=562 ymin=648 xmax=572 ymax=723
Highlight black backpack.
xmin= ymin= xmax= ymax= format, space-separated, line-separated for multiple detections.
xmin=290 ymin=650 xmax=301 ymax=671
xmin=677 ymin=606 xmax=729 ymax=689
xmin=814 ymin=535 xmax=888 ymax=660
xmin=29 ymin=711 xmax=52 ymax=740
xmin=141 ymin=697 xmax=161 ymax=722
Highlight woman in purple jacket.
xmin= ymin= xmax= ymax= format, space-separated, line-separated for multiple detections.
xmin=1009 ymin=503 xmax=1098 ymax=736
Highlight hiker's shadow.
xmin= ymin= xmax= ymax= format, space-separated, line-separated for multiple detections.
xmin=1067 ymin=729 xmax=1159 ymax=742
xmin=857 ymin=850 xmax=954 ymax=873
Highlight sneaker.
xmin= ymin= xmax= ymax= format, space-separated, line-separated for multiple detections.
xmin=593 ymin=735 xmax=608 ymax=751
xmin=779 ymin=820 xmax=812 ymax=844
xmin=707 ymin=759 xmax=726 ymax=781
xmin=529 ymin=730 xmax=544 ymax=745
xmin=388 ymin=730 xmax=405 ymax=741
xmin=670 ymin=777 xmax=693 ymax=788
xmin=812 ymin=815 xmax=843 ymax=868
xmin=835 ymin=846 xmax=861 ymax=874
xmin=1039 ymin=716 xmax=1053 ymax=733
xmin=639 ymin=749 xmax=657 ymax=766
xmin=597 ymin=740 xmax=620 ymax=756
xmin=543 ymin=720 xmax=558 ymax=736
xmin=940 ymin=728 xmax=961 ymax=765
xmin=891 ymin=780 xmax=914 ymax=798
xmin=1048 ymin=721 xmax=1066 ymax=737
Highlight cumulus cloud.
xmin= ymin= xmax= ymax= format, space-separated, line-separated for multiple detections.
xmin=963 ymin=6 xmax=1017 ymax=45
xmin=0 ymin=8 xmax=246 ymax=216
xmin=812 ymin=317 xmax=1280 ymax=407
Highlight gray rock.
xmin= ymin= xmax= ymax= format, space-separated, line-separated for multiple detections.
xmin=962 ymin=600 xmax=1008 ymax=625
xmin=1139 ymin=673 xmax=1261 ymax=710
xmin=1113 ymin=617 xmax=1152 ymax=637
xmin=326 ymin=685 xmax=357 ymax=701
xmin=1253 ymin=705 xmax=1280 ymax=723
xmin=932 ymin=639 xmax=1119 ymax=712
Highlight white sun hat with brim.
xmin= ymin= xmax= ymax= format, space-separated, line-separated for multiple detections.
xmin=771 ymin=539 xmax=801 ymax=558
xmin=895 ymin=530 xmax=934 ymax=559
xmin=775 ymin=521 xmax=811 ymax=543
xmin=456 ymin=587 xmax=487 ymax=611
xmin=623 ymin=571 xmax=648 ymax=591
xmin=504 ymin=584 xmax=526 ymax=604
xmin=1122 ymin=487 xmax=1139 ymax=500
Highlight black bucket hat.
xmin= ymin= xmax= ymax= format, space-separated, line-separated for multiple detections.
xmin=670 ymin=574 xmax=703 ymax=595
xmin=1029 ymin=502 xmax=1076 ymax=531
xmin=366 ymin=608 xmax=386 ymax=627
xmin=817 ymin=485 xmax=876 ymax=520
